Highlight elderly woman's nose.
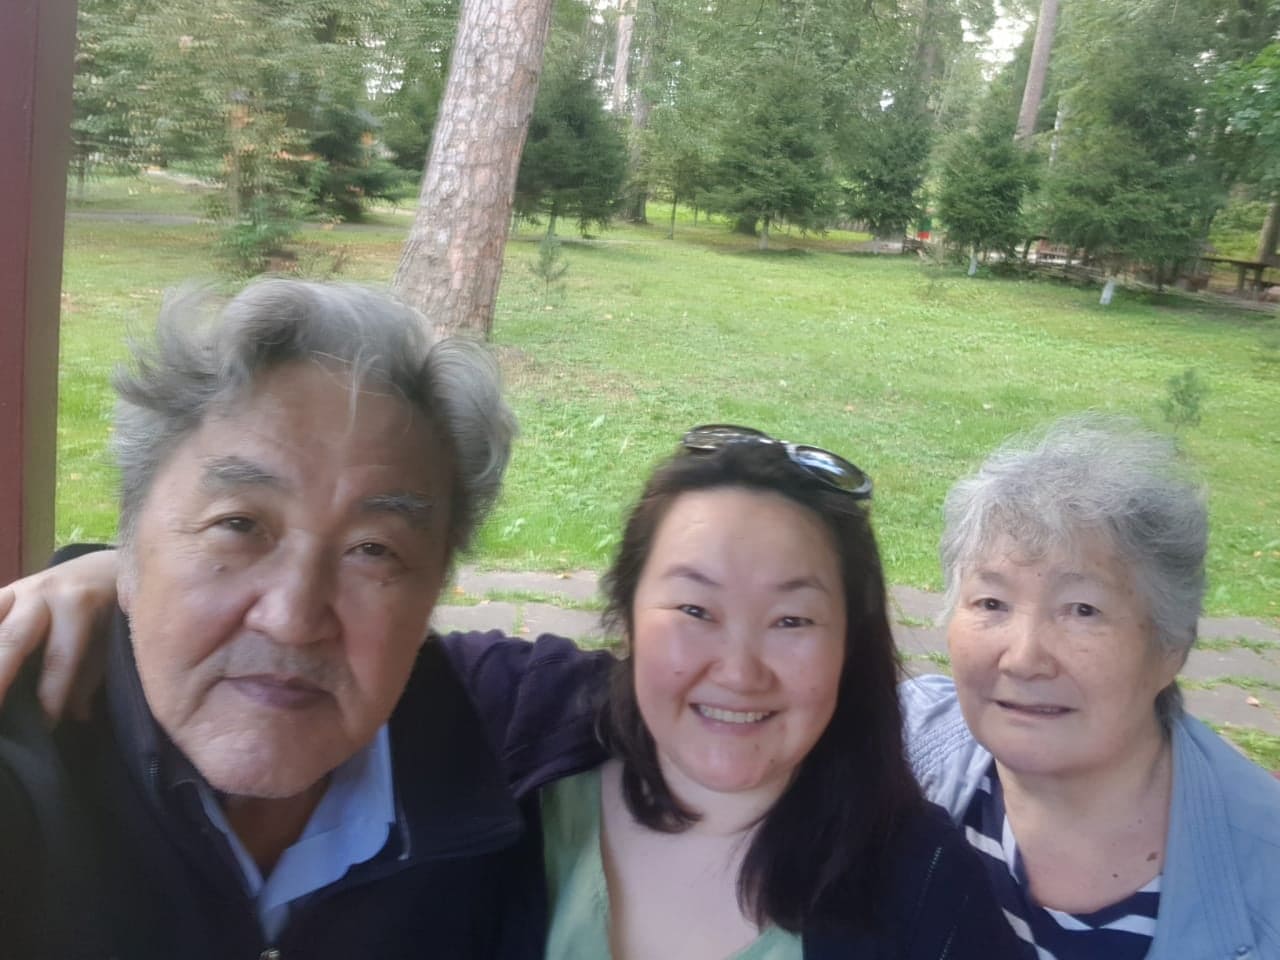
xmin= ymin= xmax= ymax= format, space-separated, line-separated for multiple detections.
xmin=997 ymin=612 xmax=1056 ymax=677
xmin=244 ymin=554 xmax=339 ymax=646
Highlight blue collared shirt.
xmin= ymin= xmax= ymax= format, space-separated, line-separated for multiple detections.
xmin=197 ymin=725 xmax=396 ymax=941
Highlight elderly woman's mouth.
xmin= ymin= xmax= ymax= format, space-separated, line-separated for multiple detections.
xmin=994 ymin=700 xmax=1073 ymax=716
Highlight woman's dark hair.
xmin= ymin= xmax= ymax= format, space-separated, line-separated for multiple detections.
xmin=600 ymin=440 xmax=924 ymax=933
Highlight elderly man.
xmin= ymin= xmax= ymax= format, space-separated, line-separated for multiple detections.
xmin=0 ymin=280 xmax=601 ymax=959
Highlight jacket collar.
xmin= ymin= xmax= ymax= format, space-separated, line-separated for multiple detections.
xmin=104 ymin=608 xmax=203 ymax=798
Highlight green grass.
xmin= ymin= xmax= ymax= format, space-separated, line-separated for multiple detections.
xmin=1195 ymin=635 xmax=1280 ymax=653
xmin=1211 ymin=724 xmax=1280 ymax=771
xmin=67 ymin=171 xmax=215 ymax=216
xmin=1181 ymin=676 xmax=1280 ymax=693
xmin=894 ymin=614 xmax=935 ymax=629
xmin=55 ymin=183 xmax=1280 ymax=623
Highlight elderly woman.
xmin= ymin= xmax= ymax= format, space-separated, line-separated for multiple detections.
xmin=902 ymin=415 xmax=1280 ymax=960
xmin=0 ymin=425 xmax=1022 ymax=958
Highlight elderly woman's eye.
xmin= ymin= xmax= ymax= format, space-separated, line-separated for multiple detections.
xmin=1071 ymin=602 xmax=1099 ymax=617
xmin=676 ymin=603 xmax=710 ymax=620
xmin=977 ymin=597 xmax=1005 ymax=612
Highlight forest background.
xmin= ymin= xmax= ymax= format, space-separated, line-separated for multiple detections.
xmin=61 ymin=0 xmax=1280 ymax=760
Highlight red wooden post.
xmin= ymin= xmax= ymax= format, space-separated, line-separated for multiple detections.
xmin=0 ymin=1 xmax=78 ymax=580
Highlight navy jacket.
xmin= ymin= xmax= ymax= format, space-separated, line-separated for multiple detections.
xmin=0 ymin=618 xmax=605 ymax=960
xmin=0 ymin=581 xmax=1016 ymax=959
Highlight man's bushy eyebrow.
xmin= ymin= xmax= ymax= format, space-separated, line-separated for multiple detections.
xmin=360 ymin=492 xmax=437 ymax=529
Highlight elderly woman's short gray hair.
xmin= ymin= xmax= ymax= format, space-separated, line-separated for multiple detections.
xmin=939 ymin=414 xmax=1208 ymax=724
xmin=112 ymin=279 xmax=516 ymax=554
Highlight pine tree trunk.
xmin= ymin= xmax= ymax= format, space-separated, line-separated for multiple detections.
xmin=624 ymin=43 xmax=653 ymax=223
xmin=392 ymin=0 xmax=555 ymax=339
xmin=1015 ymin=0 xmax=1059 ymax=145
xmin=611 ymin=0 xmax=633 ymax=113
xmin=1257 ymin=199 xmax=1280 ymax=265
xmin=915 ymin=0 xmax=940 ymax=103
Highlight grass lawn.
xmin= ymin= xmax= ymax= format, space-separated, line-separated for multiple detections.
xmin=53 ymin=175 xmax=1280 ymax=766
xmin=58 ymin=177 xmax=1280 ymax=625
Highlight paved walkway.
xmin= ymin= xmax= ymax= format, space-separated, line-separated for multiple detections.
xmin=435 ymin=567 xmax=1280 ymax=739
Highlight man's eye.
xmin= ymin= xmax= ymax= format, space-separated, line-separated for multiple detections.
xmin=977 ymin=597 xmax=1005 ymax=612
xmin=353 ymin=542 xmax=392 ymax=559
xmin=1071 ymin=602 xmax=1099 ymax=617
xmin=217 ymin=516 xmax=256 ymax=534
xmin=676 ymin=603 xmax=709 ymax=620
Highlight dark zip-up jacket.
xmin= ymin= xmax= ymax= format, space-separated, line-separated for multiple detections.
xmin=1 ymin=591 xmax=1017 ymax=959
xmin=0 ymin=616 xmax=606 ymax=960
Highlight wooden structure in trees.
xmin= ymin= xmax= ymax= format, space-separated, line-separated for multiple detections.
xmin=1199 ymin=256 xmax=1274 ymax=295
xmin=0 ymin=1 xmax=78 ymax=582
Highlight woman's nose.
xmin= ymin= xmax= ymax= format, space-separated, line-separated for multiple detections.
xmin=709 ymin=633 xmax=773 ymax=692
xmin=998 ymin=612 xmax=1057 ymax=679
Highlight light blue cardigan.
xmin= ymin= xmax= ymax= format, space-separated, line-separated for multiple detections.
xmin=901 ymin=674 xmax=1280 ymax=960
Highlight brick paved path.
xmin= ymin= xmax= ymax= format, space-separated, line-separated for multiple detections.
xmin=435 ymin=567 xmax=1280 ymax=740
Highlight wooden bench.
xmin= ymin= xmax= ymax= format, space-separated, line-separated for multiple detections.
xmin=1198 ymin=256 xmax=1273 ymax=295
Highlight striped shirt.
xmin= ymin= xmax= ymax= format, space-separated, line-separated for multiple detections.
xmin=962 ymin=762 xmax=1160 ymax=960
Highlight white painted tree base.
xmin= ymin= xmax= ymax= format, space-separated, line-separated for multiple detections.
xmin=1100 ymin=276 xmax=1117 ymax=305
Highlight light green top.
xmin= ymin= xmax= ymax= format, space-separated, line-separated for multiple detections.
xmin=540 ymin=767 xmax=803 ymax=960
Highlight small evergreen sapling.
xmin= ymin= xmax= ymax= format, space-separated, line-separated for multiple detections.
xmin=531 ymin=234 xmax=569 ymax=304
xmin=1160 ymin=368 xmax=1206 ymax=430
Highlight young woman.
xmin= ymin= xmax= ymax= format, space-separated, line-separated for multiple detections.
xmin=534 ymin=427 xmax=1015 ymax=958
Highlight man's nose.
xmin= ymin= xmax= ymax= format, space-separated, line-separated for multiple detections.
xmin=243 ymin=549 xmax=339 ymax=646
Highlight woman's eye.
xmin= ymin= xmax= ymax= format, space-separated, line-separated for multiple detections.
xmin=676 ymin=603 xmax=710 ymax=620
xmin=977 ymin=597 xmax=1005 ymax=612
xmin=1070 ymin=602 xmax=1099 ymax=617
xmin=353 ymin=541 xmax=392 ymax=559
xmin=776 ymin=615 xmax=814 ymax=629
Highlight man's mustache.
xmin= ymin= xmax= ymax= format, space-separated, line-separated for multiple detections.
xmin=218 ymin=634 xmax=345 ymax=690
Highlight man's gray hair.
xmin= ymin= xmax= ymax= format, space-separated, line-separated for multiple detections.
xmin=112 ymin=279 xmax=516 ymax=553
xmin=939 ymin=413 xmax=1207 ymax=725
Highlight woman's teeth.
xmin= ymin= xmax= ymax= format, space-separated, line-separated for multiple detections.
xmin=695 ymin=705 xmax=772 ymax=724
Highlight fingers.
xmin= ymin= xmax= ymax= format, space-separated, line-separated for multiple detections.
xmin=0 ymin=550 xmax=121 ymax=719
xmin=37 ymin=615 xmax=82 ymax=723
xmin=0 ymin=581 xmax=52 ymax=709
xmin=66 ymin=621 xmax=109 ymax=725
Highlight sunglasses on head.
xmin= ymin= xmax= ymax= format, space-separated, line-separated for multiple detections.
xmin=680 ymin=424 xmax=873 ymax=500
